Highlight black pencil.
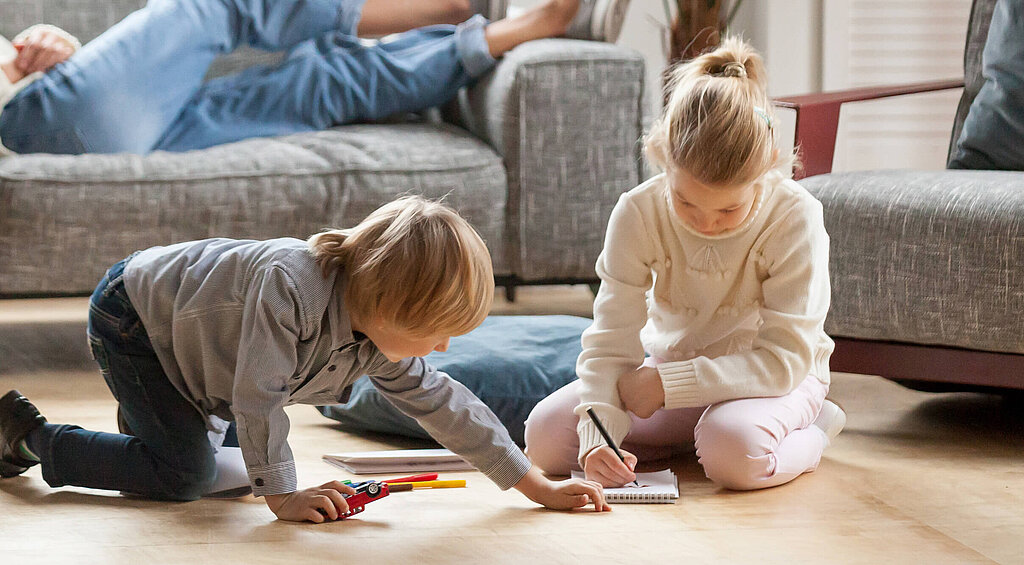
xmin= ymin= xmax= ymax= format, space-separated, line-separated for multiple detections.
xmin=585 ymin=407 xmax=640 ymax=487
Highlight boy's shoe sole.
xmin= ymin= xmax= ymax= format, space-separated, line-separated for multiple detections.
xmin=0 ymin=390 xmax=47 ymax=477
xmin=0 ymin=459 xmax=29 ymax=478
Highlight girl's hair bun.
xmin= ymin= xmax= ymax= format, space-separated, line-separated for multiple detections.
xmin=718 ymin=61 xmax=747 ymax=78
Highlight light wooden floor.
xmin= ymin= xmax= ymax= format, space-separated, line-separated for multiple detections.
xmin=1 ymin=287 xmax=1022 ymax=564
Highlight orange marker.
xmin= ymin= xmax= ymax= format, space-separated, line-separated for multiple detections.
xmin=387 ymin=479 xmax=466 ymax=490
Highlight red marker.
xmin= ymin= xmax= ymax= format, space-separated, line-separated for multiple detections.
xmin=382 ymin=473 xmax=438 ymax=484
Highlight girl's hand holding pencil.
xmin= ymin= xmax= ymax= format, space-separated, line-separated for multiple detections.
xmin=583 ymin=444 xmax=638 ymax=488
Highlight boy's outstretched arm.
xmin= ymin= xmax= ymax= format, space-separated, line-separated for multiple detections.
xmin=513 ymin=466 xmax=610 ymax=512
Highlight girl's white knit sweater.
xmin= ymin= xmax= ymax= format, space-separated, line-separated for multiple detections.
xmin=574 ymin=171 xmax=834 ymax=465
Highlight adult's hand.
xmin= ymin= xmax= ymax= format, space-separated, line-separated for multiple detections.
xmin=1 ymin=60 xmax=24 ymax=84
xmin=13 ymin=26 xmax=76 ymax=75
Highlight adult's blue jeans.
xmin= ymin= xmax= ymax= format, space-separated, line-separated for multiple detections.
xmin=0 ymin=0 xmax=494 ymax=154
xmin=31 ymin=256 xmax=216 ymax=500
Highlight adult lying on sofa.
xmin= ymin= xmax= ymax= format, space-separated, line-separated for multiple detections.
xmin=0 ymin=0 xmax=645 ymax=297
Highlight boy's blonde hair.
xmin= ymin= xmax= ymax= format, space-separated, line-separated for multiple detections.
xmin=308 ymin=195 xmax=493 ymax=338
xmin=645 ymin=36 xmax=794 ymax=186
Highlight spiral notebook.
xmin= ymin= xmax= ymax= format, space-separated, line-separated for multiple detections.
xmin=572 ymin=469 xmax=679 ymax=504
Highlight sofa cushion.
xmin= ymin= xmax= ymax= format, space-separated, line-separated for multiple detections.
xmin=0 ymin=123 xmax=508 ymax=295
xmin=949 ymin=0 xmax=1024 ymax=170
xmin=316 ymin=315 xmax=590 ymax=447
xmin=802 ymin=169 xmax=1024 ymax=354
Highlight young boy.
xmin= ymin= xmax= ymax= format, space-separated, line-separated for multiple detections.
xmin=0 ymin=196 xmax=608 ymax=522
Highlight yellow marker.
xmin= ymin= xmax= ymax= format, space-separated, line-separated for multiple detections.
xmin=389 ymin=479 xmax=466 ymax=489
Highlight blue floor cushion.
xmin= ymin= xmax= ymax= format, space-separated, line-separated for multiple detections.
xmin=316 ymin=315 xmax=590 ymax=446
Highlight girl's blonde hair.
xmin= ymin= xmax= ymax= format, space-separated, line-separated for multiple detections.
xmin=645 ymin=36 xmax=794 ymax=186
xmin=308 ymin=195 xmax=494 ymax=338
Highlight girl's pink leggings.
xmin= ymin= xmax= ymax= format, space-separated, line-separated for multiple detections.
xmin=524 ymin=363 xmax=829 ymax=491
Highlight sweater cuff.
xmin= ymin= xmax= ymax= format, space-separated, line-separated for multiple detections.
xmin=658 ymin=360 xmax=702 ymax=408
xmin=573 ymin=405 xmax=631 ymax=468
xmin=247 ymin=460 xmax=298 ymax=497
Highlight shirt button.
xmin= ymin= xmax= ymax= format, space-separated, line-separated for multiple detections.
xmin=327 ymin=365 xmax=337 ymax=372
xmin=255 ymin=478 xmax=264 ymax=487
xmin=665 ymin=259 xmax=672 ymax=268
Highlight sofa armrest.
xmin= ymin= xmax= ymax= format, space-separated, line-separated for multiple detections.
xmin=446 ymin=39 xmax=646 ymax=282
xmin=774 ymin=79 xmax=964 ymax=179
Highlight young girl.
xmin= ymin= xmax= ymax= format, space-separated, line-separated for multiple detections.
xmin=0 ymin=196 xmax=609 ymax=521
xmin=524 ymin=37 xmax=846 ymax=490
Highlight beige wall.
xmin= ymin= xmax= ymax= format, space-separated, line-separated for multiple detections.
xmin=511 ymin=0 xmax=967 ymax=172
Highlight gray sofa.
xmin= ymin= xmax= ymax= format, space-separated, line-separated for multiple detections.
xmin=776 ymin=0 xmax=1023 ymax=392
xmin=0 ymin=0 xmax=646 ymax=297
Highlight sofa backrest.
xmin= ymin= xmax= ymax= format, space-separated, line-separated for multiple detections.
xmin=949 ymin=0 xmax=998 ymax=166
xmin=0 ymin=0 xmax=282 ymax=80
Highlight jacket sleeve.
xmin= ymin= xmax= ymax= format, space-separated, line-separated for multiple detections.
xmin=657 ymin=196 xmax=834 ymax=408
xmin=367 ymin=356 xmax=532 ymax=490
xmin=231 ymin=265 xmax=304 ymax=497
xmin=574 ymin=194 xmax=657 ymax=466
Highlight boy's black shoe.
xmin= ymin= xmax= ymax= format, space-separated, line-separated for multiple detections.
xmin=0 ymin=390 xmax=47 ymax=477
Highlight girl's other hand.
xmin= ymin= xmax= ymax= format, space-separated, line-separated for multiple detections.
xmin=14 ymin=27 xmax=75 ymax=75
xmin=583 ymin=446 xmax=638 ymax=487
xmin=264 ymin=480 xmax=357 ymax=523
xmin=617 ymin=365 xmax=665 ymax=419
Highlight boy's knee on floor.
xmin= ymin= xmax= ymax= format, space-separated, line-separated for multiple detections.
xmin=156 ymin=457 xmax=218 ymax=501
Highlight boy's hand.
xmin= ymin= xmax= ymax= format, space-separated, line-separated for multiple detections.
xmin=617 ymin=365 xmax=664 ymax=418
xmin=13 ymin=27 xmax=76 ymax=75
xmin=264 ymin=480 xmax=357 ymax=523
xmin=583 ymin=446 xmax=638 ymax=487
xmin=513 ymin=466 xmax=610 ymax=512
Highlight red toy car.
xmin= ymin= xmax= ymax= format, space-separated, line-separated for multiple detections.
xmin=337 ymin=480 xmax=390 ymax=519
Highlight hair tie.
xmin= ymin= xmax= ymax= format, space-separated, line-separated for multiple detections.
xmin=753 ymin=106 xmax=772 ymax=129
xmin=721 ymin=62 xmax=747 ymax=78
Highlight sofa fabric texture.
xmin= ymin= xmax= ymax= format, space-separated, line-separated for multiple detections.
xmin=0 ymin=1 xmax=645 ymax=295
xmin=0 ymin=124 xmax=508 ymax=293
xmin=802 ymin=169 xmax=1024 ymax=355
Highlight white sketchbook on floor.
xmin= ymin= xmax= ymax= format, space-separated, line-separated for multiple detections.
xmin=572 ymin=469 xmax=679 ymax=503
xmin=322 ymin=448 xmax=474 ymax=474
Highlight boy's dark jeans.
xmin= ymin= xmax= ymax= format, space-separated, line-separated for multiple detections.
xmin=36 ymin=256 xmax=216 ymax=500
